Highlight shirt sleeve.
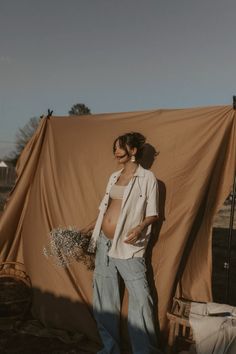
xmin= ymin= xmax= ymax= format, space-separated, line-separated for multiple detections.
xmin=98 ymin=196 xmax=105 ymax=211
xmin=98 ymin=174 xmax=113 ymax=211
xmin=145 ymin=174 xmax=159 ymax=217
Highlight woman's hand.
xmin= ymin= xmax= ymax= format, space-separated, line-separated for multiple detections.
xmin=124 ymin=225 xmax=143 ymax=244
xmin=124 ymin=216 xmax=158 ymax=244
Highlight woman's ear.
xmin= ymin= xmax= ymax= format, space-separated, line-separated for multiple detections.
xmin=132 ymin=147 xmax=138 ymax=156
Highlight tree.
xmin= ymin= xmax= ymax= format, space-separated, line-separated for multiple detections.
xmin=15 ymin=117 xmax=40 ymax=153
xmin=69 ymin=103 xmax=91 ymax=116
xmin=7 ymin=116 xmax=40 ymax=166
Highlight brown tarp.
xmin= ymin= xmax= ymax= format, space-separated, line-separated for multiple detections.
xmin=0 ymin=105 xmax=236 ymax=348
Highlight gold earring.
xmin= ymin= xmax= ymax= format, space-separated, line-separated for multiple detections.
xmin=131 ymin=155 xmax=136 ymax=162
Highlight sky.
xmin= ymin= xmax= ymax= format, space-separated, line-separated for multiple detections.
xmin=1 ymin=0 xmax=236 ymax=157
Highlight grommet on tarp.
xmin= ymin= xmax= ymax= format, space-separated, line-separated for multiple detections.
xmin=224 ymin=262 xmax=229 ymax=270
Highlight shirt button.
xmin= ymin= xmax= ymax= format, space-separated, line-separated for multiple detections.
xmin=106 ymin=192 xmax=108 ymax=195
xmin=105 ymin=203 xmax=107 ymax=206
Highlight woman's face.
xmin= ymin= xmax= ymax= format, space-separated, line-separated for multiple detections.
xmin=114 ymin=140 xmax=135 ymax=164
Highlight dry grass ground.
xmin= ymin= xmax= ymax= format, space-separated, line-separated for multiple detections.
xmin=0 ymin=328 xmax=91 ymax=354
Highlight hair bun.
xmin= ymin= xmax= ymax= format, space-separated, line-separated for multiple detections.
xmin=130 ymin=132 xmax=146 ymax=147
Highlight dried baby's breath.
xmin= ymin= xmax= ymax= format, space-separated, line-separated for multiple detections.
xmin=43 ymin=226 xmax=94 ymax=270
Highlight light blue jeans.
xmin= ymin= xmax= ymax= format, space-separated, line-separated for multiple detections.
xmin=93 ymin=231 xmax=162 ymax=354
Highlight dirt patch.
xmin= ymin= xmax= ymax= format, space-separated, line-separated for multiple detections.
xmin=0 ymin=327 xmax=93 ymax=354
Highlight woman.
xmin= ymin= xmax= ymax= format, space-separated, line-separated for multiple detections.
xmin=81 ymin=132 xmax=161 ymax=354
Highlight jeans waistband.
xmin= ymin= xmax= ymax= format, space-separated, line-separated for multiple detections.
xmin=100 ymin=230 xmax=113 ymax=244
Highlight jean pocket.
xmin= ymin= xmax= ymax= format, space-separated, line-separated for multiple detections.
xmin=127 ymin=257 xmax=147 ymax=275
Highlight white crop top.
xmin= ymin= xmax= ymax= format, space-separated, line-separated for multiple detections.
xmin=110 ymin=184 xmax=126 ymax=200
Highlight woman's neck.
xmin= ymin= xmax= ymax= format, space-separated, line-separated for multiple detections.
xmin=121 ymin=162 xmax=138 ymax=175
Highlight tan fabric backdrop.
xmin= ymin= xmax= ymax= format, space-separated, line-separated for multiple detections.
xmin=0 ymin=105 xmax=236 ymax=347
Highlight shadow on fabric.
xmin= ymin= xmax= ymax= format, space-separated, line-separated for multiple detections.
xmin=18 ymin=287 xmax=164 ymax=353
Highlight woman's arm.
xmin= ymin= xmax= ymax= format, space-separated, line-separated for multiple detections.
xmin=124 ymin=215 xmax=159 ymax=244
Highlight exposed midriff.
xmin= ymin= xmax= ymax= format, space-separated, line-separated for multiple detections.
xmin=101 ymin=198 xmax=122 ymax=239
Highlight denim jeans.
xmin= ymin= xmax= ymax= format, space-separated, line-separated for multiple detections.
xmin=93 ymin=231 xmax=162 ymax=354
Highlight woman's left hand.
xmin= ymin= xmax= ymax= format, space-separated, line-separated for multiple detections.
xmin=124 ymin=225 xmax=143 ymax=244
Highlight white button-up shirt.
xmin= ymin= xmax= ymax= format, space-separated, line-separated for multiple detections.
xmin=88 ymin=164 xmax=159 ymax=259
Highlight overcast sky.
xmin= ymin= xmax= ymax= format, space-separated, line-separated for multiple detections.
xmin=1 ymin=0 xmax=236 ymax=157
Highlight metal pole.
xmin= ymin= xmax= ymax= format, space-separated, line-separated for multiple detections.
xmin=224 ymin=98 xmax=236 ymax=303
xmin=233 ymin=96 xmax=236 ymax=110
xmin=224 ymin=175 xmax=236 ymax=303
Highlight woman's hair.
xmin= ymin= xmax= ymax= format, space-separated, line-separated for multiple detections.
xmin=113 ymin=132 xmax=146 ymax=161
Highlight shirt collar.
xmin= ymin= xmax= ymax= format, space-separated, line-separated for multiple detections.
xmin=133 ymin=164 xmax=145 ymax=177
xmin=115 ymin=164 xmax=145 ymax=179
